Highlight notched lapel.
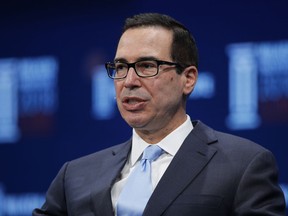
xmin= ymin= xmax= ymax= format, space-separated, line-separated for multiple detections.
xmin=90 ymin=140 xmax=132 ymax=216
xmin=144 ymin=122 xmax=218 ymax=216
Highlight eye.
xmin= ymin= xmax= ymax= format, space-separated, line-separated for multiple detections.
xmin=137 ymin=61 xmax=157 ymax=70
xmin=115 ymin=63 xmax=128 ymax=72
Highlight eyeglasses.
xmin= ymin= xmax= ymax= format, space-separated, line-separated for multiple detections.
xmin=105 ymin=59 xmax=182 ymax=79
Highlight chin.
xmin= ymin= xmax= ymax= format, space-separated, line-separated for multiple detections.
xmin=124 ymin=116 xmax=148 ymax=129
xmin=126 ymin=120 xmax=146 ymax=129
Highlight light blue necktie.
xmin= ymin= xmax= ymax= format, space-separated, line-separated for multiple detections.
xmin=117 ymin=145 xmax=163 ymax=216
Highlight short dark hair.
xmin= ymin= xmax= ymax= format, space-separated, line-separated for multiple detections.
xmin=123 ymin=13 xmax=199 ymax=70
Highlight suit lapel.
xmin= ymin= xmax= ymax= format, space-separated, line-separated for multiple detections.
xmin=144 ymin=121 xmax=218 ymax=216
xmin=90 ymin=140 xmax=132 ymax=216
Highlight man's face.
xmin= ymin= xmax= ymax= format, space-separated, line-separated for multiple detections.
xmin=114 ymin=27 xmax=195 ymax=141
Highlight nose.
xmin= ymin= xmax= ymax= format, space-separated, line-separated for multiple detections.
xmin=124 ymin=67 xmax=141 ymax=88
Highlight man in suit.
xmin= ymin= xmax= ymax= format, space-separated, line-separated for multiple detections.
xmin=33 ymin=13 xmax=286 ymax=215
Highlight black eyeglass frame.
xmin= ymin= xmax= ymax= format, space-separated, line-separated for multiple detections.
xmin=105 ymin=59 xmax=184 ymax=79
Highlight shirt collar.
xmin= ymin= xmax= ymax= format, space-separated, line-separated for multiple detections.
xmin=130 ymin=115 xmax=193 ymax=166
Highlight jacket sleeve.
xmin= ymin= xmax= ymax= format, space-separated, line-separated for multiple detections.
xmin=233 ymin=150 xmax=286 ymax=215
xmin=32 ymin=163 xmax=69 ymax=216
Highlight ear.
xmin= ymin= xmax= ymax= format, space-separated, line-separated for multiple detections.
xmin=182 ymin=66 xmax=198 ymax=95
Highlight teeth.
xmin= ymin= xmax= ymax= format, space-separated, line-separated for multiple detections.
xmin=128 ymin=99 xmax=139 ymax=104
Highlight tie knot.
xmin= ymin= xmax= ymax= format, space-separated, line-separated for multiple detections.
xmin=142 ymin=145 xmax=163 ymax=161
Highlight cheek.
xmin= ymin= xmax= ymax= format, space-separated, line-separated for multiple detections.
xmin=166 ymin=76 xmax=185 ymax=99
xmin=154 ymin=77 xmax=180 ymax=100
xmin=114 ymin=83 xmax=122 ymax=96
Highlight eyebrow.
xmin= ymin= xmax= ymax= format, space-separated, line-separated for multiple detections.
xmin=114 ymin=56 xmax=159 ymax=63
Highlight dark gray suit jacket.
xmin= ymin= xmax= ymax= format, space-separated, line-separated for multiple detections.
xmin=33 ymin=121 xmax=286 ymax=215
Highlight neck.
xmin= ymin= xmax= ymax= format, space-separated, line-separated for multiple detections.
xmin=135 ymin=114 xmax=187 ymax=144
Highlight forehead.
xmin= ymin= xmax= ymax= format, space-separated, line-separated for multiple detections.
xmin=115 ymin=27 xmax=173 ymax=61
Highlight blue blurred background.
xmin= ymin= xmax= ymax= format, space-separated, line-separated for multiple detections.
xmin=0 ymin=0 xmax=287 ymax=215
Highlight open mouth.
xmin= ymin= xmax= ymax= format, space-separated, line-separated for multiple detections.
xmin=122 ymin=97 xmax=146 ymax=110
xmin=124 ymin=98 xmax=143 ymax=104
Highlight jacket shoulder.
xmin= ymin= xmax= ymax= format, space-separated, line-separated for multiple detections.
xmin=68 ymin=139 xmax=131 ymax=167
xmin=193 ymin=120 xmax=270 ymax=155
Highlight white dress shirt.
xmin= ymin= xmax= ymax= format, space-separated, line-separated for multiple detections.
xmin=111 ymin=115 xmax=193 ymax=214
